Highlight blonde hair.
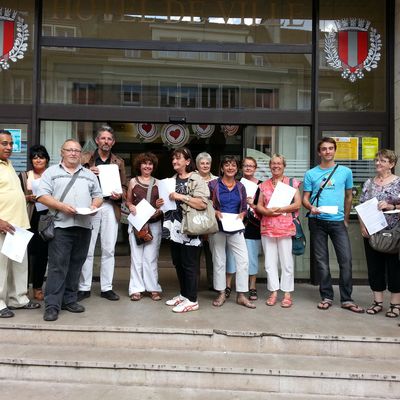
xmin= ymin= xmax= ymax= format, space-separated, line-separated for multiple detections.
xmin=269 ymin=153 xmax=286 ymax=167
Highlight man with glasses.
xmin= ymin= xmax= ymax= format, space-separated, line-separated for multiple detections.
xmin=302 ymin=137 xmax=364 ymax=313
xmin=37 ymin=139 xmax=103 ymax=321
xmin=0 ymin=130 xmax=40 ymax=318
xmin=78 ymin=125 xmax=127 ymax=302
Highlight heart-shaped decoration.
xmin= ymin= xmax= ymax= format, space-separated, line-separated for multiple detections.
xmin=142 ymin=123 xmax=152 ymax=133
xmin=170 ymin=129 xmax=181 ymax=140
xmin=199 ymin=124 xmax=208 ymax=131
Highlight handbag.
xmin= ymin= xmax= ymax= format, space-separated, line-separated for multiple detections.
xmin=132 ymin=177 xmax=155 ymax=245
xmin=292 ymin=216 xmax=306 ymax=255
xmin=368 ymin=224 xmax=400 ymax=254
xmin=133 ymin=223 xmax=153 ymax=245
xmin=289 ymin=178 xmax=306 ymax=256
xmin=181 ymin=199 xmax=219 ymax=236
xmin=38 ymin=170 xmax=80 ymax=242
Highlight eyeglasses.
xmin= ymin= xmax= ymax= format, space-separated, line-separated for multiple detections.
xmin=374 ymin=158 xmax=390 ymax=164
xmin=32 ymin=155 xmax=46 ymax=160
xmin=62 ymin=148 xmax=81 ymax=153
xmin=243 ymin=164 xmax=256 ymax=168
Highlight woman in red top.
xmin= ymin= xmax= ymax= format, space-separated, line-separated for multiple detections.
xmin=256 ymin=154 xmax=301 ymax=308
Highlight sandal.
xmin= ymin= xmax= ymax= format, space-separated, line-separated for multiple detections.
xmin=341 ymin=303 xmax=365 ymax=313
xmin=317 ymin=299 xmax=332 ymax=310
xmin=266 ymin=292 xmax=277 ymax=306
xmin=130 ymin=293 xmax=142 ymax=301
xmin=213 ymin=292 xmax=226 ymax=307
xmin=236 ymin=294 xmax=256 ymax=309
xmin=385 ymin=303 xmax=400 ymax=318
xmin=281 ymin=294 xmax=293 ymax=308
xmin=248 ymin=289 xmax=258 ymax=301
xmin=224 ymin=287 xmax=232 ymax=299
xmin=366 ymin=301 xmax=383 ymax=315
xmin=150 ymin=292 xmax=162 ymax=301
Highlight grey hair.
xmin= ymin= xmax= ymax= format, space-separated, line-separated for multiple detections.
xmin=96 ymin=125 xmax=114 ymax=139
xmin=195 ymin=152 xmax=212 ymax=168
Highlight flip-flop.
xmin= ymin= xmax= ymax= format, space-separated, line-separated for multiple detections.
xmin=341 ymin=303 xmax=365 ymax=313
xmin=317 ymin=300 xmax=332 ymax=310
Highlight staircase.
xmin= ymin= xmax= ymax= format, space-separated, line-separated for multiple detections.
xmin=0 ymin=322 xmax=398 ymax=399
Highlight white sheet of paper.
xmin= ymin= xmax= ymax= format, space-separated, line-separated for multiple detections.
xmin=158 ymin=178 xmax=177 ymax=212
xmin=240 ymin=178 xmax=258 ymax=198
xmin=220 ymin=213 xmax=245 ymax=232
xmin=97 ymin=164 xmax=123 ymax=196
xmin=1 ymin=226 xmax=34 ymax=263
xmin=31 ymin=179 xmax=48 ymax=211
xmin=317 ymin=206 xmax=339 ymax=215
xmin=267 ymin=181 xmax=296 ymax=208
xmin=355 ymin=197 xmax=388 ymax=235
xmin=75 ymin=206 xmax=104 ymax=215
xmin=127 ymin=198 xmax=156 ymax=230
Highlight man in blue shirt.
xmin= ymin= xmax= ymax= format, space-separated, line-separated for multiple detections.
xmin=303 ymin=137 xmax=364 ymax=313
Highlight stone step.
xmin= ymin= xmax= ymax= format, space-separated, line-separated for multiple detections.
xmin=0 ymin=380 xmax=390 ymax=400
xmin=1 ymin=324 xmax=399 ymax=360
xmin=0 ymin=342 xmax=398 ymax=398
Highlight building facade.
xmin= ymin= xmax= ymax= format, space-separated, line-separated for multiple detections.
xmin=0 ymin=0 xmax=396 ymax=282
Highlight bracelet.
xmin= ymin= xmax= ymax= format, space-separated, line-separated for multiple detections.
xmin=185 ymin=196 xmax=190 ymax=203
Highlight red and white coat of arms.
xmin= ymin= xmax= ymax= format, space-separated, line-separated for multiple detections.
xmin=324 ymin=18 xmax=381 ymax=82
xmin=0 ymin=8 xmax=29 ymax=71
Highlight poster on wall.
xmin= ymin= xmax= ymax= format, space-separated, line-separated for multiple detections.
xmin=362 ymin=137 xmax=379 ymax=160
xmin=6 ymin=128 xmax=21 ymax=152
xmin=332 ymin=137 xmax=358 ymax=160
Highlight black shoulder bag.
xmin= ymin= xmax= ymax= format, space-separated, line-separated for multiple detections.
xmin=38 ymin=170 xmax=81 ymax=242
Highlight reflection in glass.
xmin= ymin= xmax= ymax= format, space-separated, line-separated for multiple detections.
xmin=0 ymin=0 xmax=34 ymax=104
xmin=318 ymin=0 xmax=386 ymax=112
xmin=42 ymin=0 xmax=312 ymax=44
xmin=41 ymin=48 xmax=311 ymax=110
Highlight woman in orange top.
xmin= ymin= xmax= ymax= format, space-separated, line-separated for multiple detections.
xmin=256 ymin=154 xmax=301 ymax=308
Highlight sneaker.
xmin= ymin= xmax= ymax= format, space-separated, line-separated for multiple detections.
xmin=0 ymin=307 xmax=14 ymax=318
xmin=172 ymin=299 xmax=199 ymax=313
xmin=165 ymin=294 xmax=186 ymax=306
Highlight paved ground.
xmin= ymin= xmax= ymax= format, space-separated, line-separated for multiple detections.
xmin=1 ymin=268 xmax=399 ymax=340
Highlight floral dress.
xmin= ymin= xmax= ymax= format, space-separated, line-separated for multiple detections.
xmin=360 ymin=177 xmax=400 ymax=229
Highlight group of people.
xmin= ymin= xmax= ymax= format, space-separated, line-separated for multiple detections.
xmin=1 ymin=130 xmax=399 ymax=321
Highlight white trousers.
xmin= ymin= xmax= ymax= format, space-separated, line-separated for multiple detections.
xmin=79 ymin=201 xmax=118 ymax=292
xmin=0 ymin=234 xmax=30 ymax=310
xmin=209 ymin=231 xmax=249 ymax=292
xmin=261 ymin=236 xmax=294 ymax=292
xmin=128 ymin=221 xmax=162 ymax=295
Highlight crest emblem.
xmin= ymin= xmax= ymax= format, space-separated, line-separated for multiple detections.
xmin=0 ymin=8 xmax=29 ymax=71
xmin=324 ymin=18 xmax=381 ymax=82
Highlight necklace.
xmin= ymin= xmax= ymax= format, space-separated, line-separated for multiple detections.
xmin=376 ymin=173 xmax=393 ymax=183
xmin=272 ymin=176 xmax=284 ymax=187
xmin=222 ymin=179 xmax=235 ymax=189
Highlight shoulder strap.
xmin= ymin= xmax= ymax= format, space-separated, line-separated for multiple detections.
xmin=52 ymin=169 xmax=80 ymax=217
xmin=59 ymin=169 xmax=81 ymax=203
xmin=146 ymin=177 xmax=155 ymax=203
xmin=310 ymin=164 xmax=339 ymax=206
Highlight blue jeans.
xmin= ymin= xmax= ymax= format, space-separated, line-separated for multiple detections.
xmin=226 ymin=239 xmax=260 ymax=276
xmin=308 ymin=218 xmax=353 ymax=303
xmin=45 ymin=227 xmax=91 ymax=311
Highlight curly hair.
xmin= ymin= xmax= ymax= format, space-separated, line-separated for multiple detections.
xmin=133 ymin=152 xmax=159 ymax=176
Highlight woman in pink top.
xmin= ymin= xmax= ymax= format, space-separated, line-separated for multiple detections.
xmin=256 ymin=154 xmax=301 ymax=308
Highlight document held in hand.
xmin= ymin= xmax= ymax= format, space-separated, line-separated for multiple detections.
xmin=97 ymin=164 xmax=123 ymax=197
